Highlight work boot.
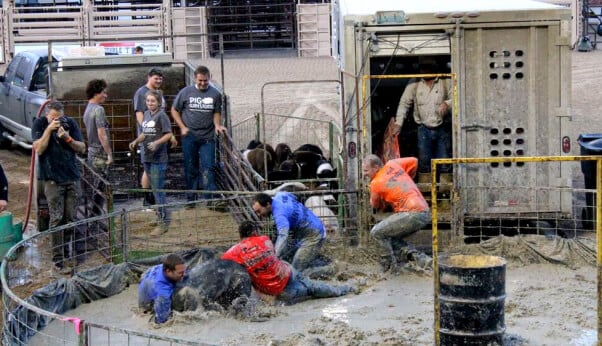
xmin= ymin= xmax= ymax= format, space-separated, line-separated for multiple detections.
xmin=150 ymin=223 xmax=168 ymax=237
xmin=439 ymin=173 xmax=453 ymax=193
xmin=410 ymin=252 xmax=433 ymax=271
xmin=143 ymin=191 xmax=155 ymax=207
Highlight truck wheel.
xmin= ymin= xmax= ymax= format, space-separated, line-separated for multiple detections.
xmin=0 ymin=123 xmax=11 ymax=149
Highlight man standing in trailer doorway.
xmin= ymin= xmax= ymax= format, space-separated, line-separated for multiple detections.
xmin=393 ymin=57 xmax=452 ymax=185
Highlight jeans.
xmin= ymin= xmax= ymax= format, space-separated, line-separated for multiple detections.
xmin=370 ymin=210 xmax=431 ymax=261
xmin=277 ymin=268 xmax=350 ymax=304
xmin=417 ymin=123 xmax=452 ymax=173
xmin=44 ymin=180 xmax=81 ymax=265
xmin=144 ymin=162 xmax=169 ymax=223
xmin=182 ymin=134 xmax=216 ymax=202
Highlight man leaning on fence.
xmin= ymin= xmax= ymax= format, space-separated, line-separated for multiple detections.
xmin=32 ymin=101 xmax=86 ymax=275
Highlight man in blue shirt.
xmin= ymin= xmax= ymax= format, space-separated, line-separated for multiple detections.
xmin=138 ymin=253 xmax=187 ymax=324
xmin=252 ymin=192 xmax=326 ymax=272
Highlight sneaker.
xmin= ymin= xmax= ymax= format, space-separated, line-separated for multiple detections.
xmin=150 ymin=224 xmax=168 ymax=237
xmin=54 ymin=263 xmax=73 ymax=275
xmin=212 ymin=200 xmax=229 ymax=213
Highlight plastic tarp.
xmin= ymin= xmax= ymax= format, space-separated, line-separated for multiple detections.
xmin=457 ymin=235 xmax=596 ymax=268
xmin=3 ymin=247 xmax=220 ymax=345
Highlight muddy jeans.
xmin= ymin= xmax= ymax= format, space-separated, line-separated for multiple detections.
xmin=288 ymin=228 xmax=324 ymax=272
xmin=143 ymin=162 xmax=170 ymax=224
xmin=277 ymin=268 xmax=350 ymax=304
xmin=370 ymin=210 xmax=431 ymax=260
xmin=44 ymin=180 xmax=81 ymax=265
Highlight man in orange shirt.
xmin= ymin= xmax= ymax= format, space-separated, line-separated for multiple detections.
xmin=362 ymin=154 xmax=432 ymax=273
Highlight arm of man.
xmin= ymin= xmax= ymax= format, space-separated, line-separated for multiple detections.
xmin=32 ymin=119 xmax=58 ymax=155
xmin=95 ymin=110 xmax=113 ymax=165
xmin=438 ymin=78 xmax=453 ymax=116
xmin=213 ymin=111 xmax=226 ymax=134
xmin=61 ymin=119 xmax=86 ymax=154
xmin=272 ymin=207 xmax=291 ymax=258
xmin=153 ymin=282 xmax=174 ymax=324
xmin=395 ymin=80 xmax=418 ymax=129
xmin=170 ymin=107 xmax=188 ymax=136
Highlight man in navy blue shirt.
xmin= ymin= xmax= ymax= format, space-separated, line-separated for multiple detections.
xmin=138 ymin=253 xmax=187 ymax=324
xmin=32 ymin=101 xmax=86 ymax=275
xmin=252 ymin=192 xmax=326 ymax=272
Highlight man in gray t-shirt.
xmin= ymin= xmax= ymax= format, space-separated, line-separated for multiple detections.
xmin=83 ymin=79 xmax=112 ymax=173
xmin=171 ymin=65 xmax=225 ymax=203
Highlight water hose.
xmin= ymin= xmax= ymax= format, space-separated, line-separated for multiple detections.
xmin=23 ymin=99 xmax=52 ymax=233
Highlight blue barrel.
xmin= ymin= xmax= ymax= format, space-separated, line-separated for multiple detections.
xmin=439 ymin=254 xmax=506 ymax=345
xmin=0 ymin=211 xmax=23 ymax=258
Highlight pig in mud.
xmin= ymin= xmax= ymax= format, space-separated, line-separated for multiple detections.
xmin=172 ymin=258 xmax=253 ymax=315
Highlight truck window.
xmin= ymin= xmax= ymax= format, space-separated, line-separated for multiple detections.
xmin=12 ymin=57 xmax=32 ymax=88
xmin=3 ymin=55 xmax=22 ymax=85
xmin=32 ymin=64 xmax=48 ymax=91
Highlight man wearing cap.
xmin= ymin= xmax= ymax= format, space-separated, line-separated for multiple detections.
xmin=394 ymin=58 xmax=453 ymax=183
xmin=133 ymin=68 xmax=176 ymax=207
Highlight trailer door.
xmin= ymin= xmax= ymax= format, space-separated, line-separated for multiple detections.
xmin=460 ymin=24 xmax=567 ymax=216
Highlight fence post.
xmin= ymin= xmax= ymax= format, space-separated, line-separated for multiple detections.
xmin=77 ymin=320 xmax=88 ymax=346
xmin=121 ymin=209 xmax=128 ymax=263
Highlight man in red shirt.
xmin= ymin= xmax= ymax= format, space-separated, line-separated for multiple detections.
xmin=222 ymin=221 xmax=355 ymax=303
xmin=362 ymin=154 xmax=432 ymax=273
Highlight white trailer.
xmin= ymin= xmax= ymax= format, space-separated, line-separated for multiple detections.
xmin=334 ymin=0 xmax=573 ymax=233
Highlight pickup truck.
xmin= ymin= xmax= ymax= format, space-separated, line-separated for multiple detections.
xmin=0 ymin=49 xmax=187 ymax=151
xmin=0 ymin=50 xmax=53 ymax=149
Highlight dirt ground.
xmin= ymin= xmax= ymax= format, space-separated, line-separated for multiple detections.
xmin=2 ymin=48 xmax=602 ymax=345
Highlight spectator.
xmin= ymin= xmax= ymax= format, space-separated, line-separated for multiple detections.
xmin=83 ymin=79 xmax=112 ymax=173
xmin=0 ymin=163 xmax=7 ymax=212
xmin=134 ymin=46 xmax=144 ymax=55
xmin=129 ymin=90 xmax=173 ymax=236
xmin=171 ymin=65 xmax=225 ymax=204
xmin=138 ymin=253 xmax=187 ymax=324
xmin=32 ymin=101 xmax=86 ymax=275
xmin=222 ymin=221 xmax=355 ymax=304
xmin=252 ymin=192 xmax=325 ymax=272
xmin=133 ymin=68 xmax=175 ymax=207
xmin=362 ymin=154 xmax=432 ymax=273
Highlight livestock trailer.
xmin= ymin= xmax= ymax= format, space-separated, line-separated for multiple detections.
xmin=334 ymin=0 xmax=573 ymax=235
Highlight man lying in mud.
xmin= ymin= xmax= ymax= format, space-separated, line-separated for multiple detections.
xmin=221 ymin=220 xmax=357 ymax=304
xmin=138 ymin=253 xmax=187 ymax=324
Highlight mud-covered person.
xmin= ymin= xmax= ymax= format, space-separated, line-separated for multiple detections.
xmin=252 ymin=192 xmax=326 ymax=273
xmin=222 ymin=220 xmax=355 ymax=304
xmin=133 ymin=68 xmax=176 ymax=207
xmin=129 ymin=90 xmax=173 ymax=236
xmin=362 ymin=155 xmax=432 ymax=274
xmin=32 ymin=101 xmax=86 ymax=275
xmin=171 ymin=65 xmax=226 ymax=204
xmin=138 ymin=253 xmax=187 ymax=325
xmin=83 ymin=79 xmax=112 ymax=174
